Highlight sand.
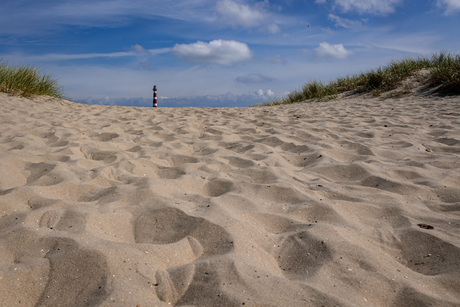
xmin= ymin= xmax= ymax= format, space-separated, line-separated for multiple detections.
xmin=0 ymin=92 xmax=459 ymax=306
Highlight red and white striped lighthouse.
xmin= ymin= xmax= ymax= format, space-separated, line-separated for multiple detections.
xmin=153 ymin=85 xmax=158 ymax=107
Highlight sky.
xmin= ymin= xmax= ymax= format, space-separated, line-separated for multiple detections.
xmin=1 ymin=0 xmax=460 ymax=107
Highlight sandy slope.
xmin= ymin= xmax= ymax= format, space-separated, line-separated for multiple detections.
xmin=0 ymin=92 xmax=459 ymax=306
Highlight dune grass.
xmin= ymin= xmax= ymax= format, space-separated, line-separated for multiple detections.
xmin=429 ymin=52 xmax=460 ymax=93
xmin=0 ymin=60 xmax=63 ymax=98
xmin=263 ymin=52 xmax=460 ymax=106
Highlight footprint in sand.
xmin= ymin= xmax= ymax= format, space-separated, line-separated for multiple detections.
xmin=39 ymin=209 xmax=87 ymax=233
xmin=24 ymin=163 xmax=55 ymax=186
xmin=91 ymin=132 xmax=119 ymax=142
xmin=88 ymin=151 xmax=118 ymax=163
xmin=37 ymin=237 xmax=109 ymax=306
xmin=253 ymin=213 xmax=333 ymax=281
xmin=133 ymin=207 xmax=233 ymax=256
xmin=133 ymin=207 xmax=234 ymax=304
xmin=274 ymin=230 xmax=332 ymax=280
xmin=396 ymin=229 xmax=460 ymax=276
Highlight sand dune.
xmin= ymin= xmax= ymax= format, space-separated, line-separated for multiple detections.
xmin=0 ymin=92 xmax=459 ymax=306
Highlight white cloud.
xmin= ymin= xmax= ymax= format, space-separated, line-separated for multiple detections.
xmin=8 ymin=47 xmax=170 ymax=62
xmin=438 ymin=0 xmax=460 ymax=14
xmin=315 ymin=42 xmax=352 ymax=59
xmin=130 ymin=44 xmax=150 ymax=54
xmin=256 ymin=89 xmax=275 ymax=98
xmin=216 ymin=0 xmax=266 ymax=27
xmin=264 ymin=23 xmax=281 ymax=34
xmin=328 ymin=14 xmax=364 ymax=29
xmin=171 ymin=40 xmax=252 ymax=65
xmin=320 ymin=0 xmax=402 ymax=15
xmin=0 ymin=0 xmax=217 ymax=35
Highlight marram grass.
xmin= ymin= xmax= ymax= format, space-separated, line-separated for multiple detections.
xmin=0 ymin=60 xmax=63 ymax=98
xmin=429 ymin=52 xmax=460 ymax=93
xmin=263 ymin=52 xmax=460 ymax=106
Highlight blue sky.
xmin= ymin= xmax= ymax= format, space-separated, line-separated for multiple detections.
xmin=1 ymin=0 xmax=460 ymax=107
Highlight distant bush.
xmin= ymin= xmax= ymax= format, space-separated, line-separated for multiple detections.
xmin=264 ymin=52 xmax=459 ymax=105
xmin=0 ymin=60 xmax=63 ymax=98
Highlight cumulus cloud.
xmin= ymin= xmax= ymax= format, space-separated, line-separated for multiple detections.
xmin=328 ymin=14 xmax=364 ymax=29
xmin=319 ymin=0 xmax=402 ymax=15
xmin=314 ymin=42 xmax=352 ymax=59
xmin=235 ymin=73 xmax=274 ymax=84
xmin=438 ymin=0 xmax=460 ymax=14
xmin=170 ymin=39 xmax=252 ymax=65
xmin=216 ymin=0 xmax=266 ymax=27
xmin=256 ymin=89 xmax=275 ymax=97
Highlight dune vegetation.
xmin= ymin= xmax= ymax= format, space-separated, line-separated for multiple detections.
xmin=263 ymin=52 xmax=460 ymax=106
xmin=0 ymin=60 xmax=63 ymax=98
xmin=1 ymin=53 xmax=458 ymax=105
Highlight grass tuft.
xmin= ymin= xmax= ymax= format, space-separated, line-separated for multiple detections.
xmin=263 ymin=52 xmax=460 ymax=106
xmin=0 ymin=60 xmax=63 ymax=98
xmin=429 ymin=52 xmax=460 ymax=94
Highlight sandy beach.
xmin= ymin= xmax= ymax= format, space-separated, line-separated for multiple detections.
xmin=0 ymin=92 xmax=459 ymax=306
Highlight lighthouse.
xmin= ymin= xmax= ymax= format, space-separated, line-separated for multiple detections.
xmin=153 ymin=85 xmax=157 ymax=107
